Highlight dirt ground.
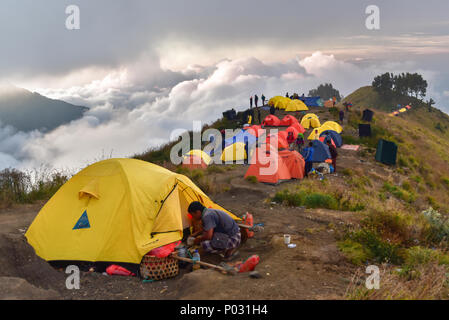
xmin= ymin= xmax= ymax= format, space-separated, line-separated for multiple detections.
xmin=0 ymin=106 xmax=376 ymax=300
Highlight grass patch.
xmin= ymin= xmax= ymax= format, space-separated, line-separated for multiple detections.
xmin=245 ymin=175 xmax=258 ymax=184
xmin=272 ymin=188 xmax=364 ymax=211
xmin=338 ymin=240 xmax=371 ymax=265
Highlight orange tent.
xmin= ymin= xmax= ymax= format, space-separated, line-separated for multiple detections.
xmin=280 ymin=115 xmax=300 ymax=127
xmin=262 ymin=115 xmax=281 ymax=127
xmin=285 ymin=126 xmax=300 ymax=138
xmin=182 ymin=155 xmax=208 ymax=170
xmin=244 ymin=149 xmax=305 ymax=184
xmin=265 ymin=133 xmax=289 ymax=149
xmin=278 ymin=130 xmax=288 ymax=141
xmin=246 ymin=125 xmax=264 ymax=137
xmin=290 ymin=122 xmax=305 ymax=134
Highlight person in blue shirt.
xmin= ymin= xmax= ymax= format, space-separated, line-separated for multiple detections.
xmin=302 ymin=142 xmax=314 ymax=177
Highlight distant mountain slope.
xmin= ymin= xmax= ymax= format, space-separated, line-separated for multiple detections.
xmin=0 ymin=84 xmax=87 ymax=132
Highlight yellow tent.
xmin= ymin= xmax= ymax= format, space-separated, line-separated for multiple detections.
xmin=307 ymin=122 xmax=343 ymax=140
xmin=25 ymin=158 xmax=238 ymax=264
xmin=399 ymin=108 xmax=406 ymax=113
xmin=300 ymin=114 xmax=320 ymax=129
xmin=184 ymin=149 xmax=212 ymax=165
xmin=221 ymin=142 xmax=249 ymax=162
xmin=274 ymin=97 xmax=291 ymax=109
xmin=268 ymin=96 xmax=283 ymax=107
xmin=285 ymin=100 xmax=308 ymax=112
xmin=321 ymin=121 xmax=343 ymax=133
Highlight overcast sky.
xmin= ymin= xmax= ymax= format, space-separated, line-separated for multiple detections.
xmin=0 ymin=0 xmax=448 ymax=170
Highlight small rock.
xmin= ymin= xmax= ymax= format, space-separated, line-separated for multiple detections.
xmin=249 ymin=271 xmax=262 ymax=279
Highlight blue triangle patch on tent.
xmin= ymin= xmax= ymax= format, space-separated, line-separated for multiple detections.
xmin=73 ymin=210 xmax=90 ymax=230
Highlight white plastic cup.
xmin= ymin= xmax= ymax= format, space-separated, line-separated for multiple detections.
xmin=284 ymin=234 xmax=291 ymax=244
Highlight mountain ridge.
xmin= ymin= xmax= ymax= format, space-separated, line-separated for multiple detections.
xmin=0 ymin=84 xmax=87 ymax=132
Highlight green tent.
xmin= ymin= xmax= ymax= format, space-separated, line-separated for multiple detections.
xmin=375 ymin=139 xmax=397 ymax=165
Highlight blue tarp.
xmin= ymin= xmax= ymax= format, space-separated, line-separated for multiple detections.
xmin=224 ymin=129 xmax=257 ymax=148
xmin=320 ymin=130 xmax=343 ymax=148
xmin=299 ymin=96 xmax=323 ymax=107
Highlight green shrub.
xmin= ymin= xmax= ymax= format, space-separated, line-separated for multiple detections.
xmin=0 ymin=169 xmax=68 ymax=207
xmin=206 ymin=165 xmax=225 ymax=174
xmin=303 ymin=193 xmax=338 ymax=210
xmin=398 ymin=157 xmax=408 ymax=167
xmin=338 ymin=240 xmax=371 ymax=265
xmin=245 ymin=175 xmax=258 ymax=184
xmin=348 ymin=229 xmax=404 ymax=264
xmin=421 ymin=207 xmax=449 ymax=244
xmin=383 ymin=182 xmax=415 ymax=203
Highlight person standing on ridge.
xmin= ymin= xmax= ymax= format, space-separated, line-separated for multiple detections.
xmin=286 ymin=92 xmax=289 ymax=98
xmin=254 ymin=94 xmax=259 ymax=108
xmin=261 ymin=94 xmax=266 ymax=106
xmin=250 ymin=96 xmax=253 ymax=109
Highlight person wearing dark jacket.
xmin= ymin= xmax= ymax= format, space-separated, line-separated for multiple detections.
xmin=261 ymin=94 xmax=266 ymax=106
xmin=270 ymin=105 xmax=275 ymax=115
xmin=250 ymin=96 xmax=253 ymax=109
xmin=254 ymin=94 xmax=259 ymax=108
xmin=302 ymin=142 xmax=314 ymax=177
xmin=326 ymin=140 xmax=338 ymax=172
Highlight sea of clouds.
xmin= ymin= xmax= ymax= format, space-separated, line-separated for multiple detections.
xmin=0 ymin=51 xmax=443 ymax=172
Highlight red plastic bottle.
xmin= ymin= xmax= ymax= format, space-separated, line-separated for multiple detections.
xmin=242 ymin=212 xmax=254 ymax=238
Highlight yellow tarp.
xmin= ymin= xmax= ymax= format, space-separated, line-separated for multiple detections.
xmin=25 ymin=158 xmax=238 ymax=264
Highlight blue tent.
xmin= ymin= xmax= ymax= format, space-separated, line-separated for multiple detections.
xmin=299 ymin=96 xmax=323 ymax=107
xmin=224 ymin=129 xmax=257 ymax=148
xmin=320 ymin=130 xmax=343 ymax=147
xmin=310 ymin=140 xmax=331 ymax=162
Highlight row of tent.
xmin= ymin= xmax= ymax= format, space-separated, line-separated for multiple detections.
xmin=183 ymin=114 xmax=344 ymax=184
xmin=267 ymin=96 xmax=309 ymax=111
xmin=268 ymin=95 xmax=324 ymax=109
xmin=390 ymin=105 xmax=412 ymax=117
